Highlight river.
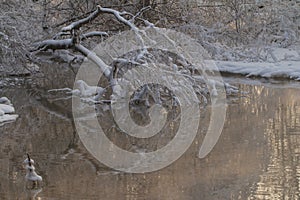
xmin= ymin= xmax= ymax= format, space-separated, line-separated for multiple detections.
xmin=0 ymin=77 xmax=299 ymax=200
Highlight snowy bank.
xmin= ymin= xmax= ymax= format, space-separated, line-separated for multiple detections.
xmin=0 ymin=97 xmax=18 ymax=126
xmin=213 ymin=60 xmax=300 ymax=81
xmin=204 ymin=47 xmax=300 ymax=81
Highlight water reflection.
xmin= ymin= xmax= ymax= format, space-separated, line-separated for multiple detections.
xmin=0 ymin=79 xmax=299 ymax=199
xmin=248 ymin=86 xmax=300 ymax=200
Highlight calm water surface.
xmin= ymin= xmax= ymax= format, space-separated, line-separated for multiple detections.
xmin=0 ymin=78 xmax=300 ymax=200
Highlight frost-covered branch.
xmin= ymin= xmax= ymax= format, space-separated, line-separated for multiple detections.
xmin=81 ymin=31 xmax=108 ymax=40
xmin=74 ymin=44 xmax=111 ymax=79
xmin=32 ymin=39 xmax=74 ymax=51
xmin=33 ymin=5 xmax=150 ymax=53
xmin=61 ymin=6 xmax=102 ymax=32
xmin=32 ymin=5 xmax=152 ymax=86
xmin=53 ymin=32 xmax=71 ymax=40
xmin=32 ymin=5 xmax=238 ymax=110
xmin=99 ymin=6 xmax=139 ymax=32
xmin=132 ymin=6 xmax=151 ymax=21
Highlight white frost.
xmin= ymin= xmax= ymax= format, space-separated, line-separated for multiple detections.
xmin=24 ymin=155 xmax=43 ymax=183
xmin=204 ymin=47 xmax=300 ymax=81
xmin=25 ymin=165 xmax=43 ymax=182
xmin=213 ymin=60 xmax=300 ymax=80
xmin=0 ymin=114 xmax=18 ymax=124
xmin=0 ymin=104 xmax=15 ymax=114
xmin=0 ymin=97 xmax=18 ymax=126
xmin=75 ymin=80 xmax=106 ymax=97
xmin=0 ymin=97 xmax=11 ymax=105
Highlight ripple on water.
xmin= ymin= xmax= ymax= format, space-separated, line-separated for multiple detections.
xmin=0 ymin=80 xmax=300 ymax=199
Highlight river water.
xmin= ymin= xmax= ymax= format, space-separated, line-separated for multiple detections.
xmin=0 ymin=77 xmax=300 ymax=200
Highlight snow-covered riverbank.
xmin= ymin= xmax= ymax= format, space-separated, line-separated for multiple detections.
xmin=215 ymin=60 xmax=300 ymax=80
xmin=209 ymin=47 xmax=300 ymax=81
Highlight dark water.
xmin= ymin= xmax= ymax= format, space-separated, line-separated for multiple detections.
xmin=0 ymin=78 xmax=300 ymax=200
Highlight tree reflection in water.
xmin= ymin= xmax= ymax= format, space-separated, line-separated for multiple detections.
xmin=0 ymin=79 xmax=300 ymax=199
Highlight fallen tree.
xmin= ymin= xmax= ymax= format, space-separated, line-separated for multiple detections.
xmin=32 ymin=5 xmax=238 ymax=114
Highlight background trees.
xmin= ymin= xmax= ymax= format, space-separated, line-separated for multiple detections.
xmin=0 ymin=0 xmax=299 ymax=76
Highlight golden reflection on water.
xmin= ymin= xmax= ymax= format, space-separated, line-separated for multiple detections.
xmin=0 ymin=81 xmax=300 ymax=199
xmin=248 ymin=87 xmax=300 ymax=200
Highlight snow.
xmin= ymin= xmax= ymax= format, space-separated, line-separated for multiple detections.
xmin=81 ymin=31 xmax=108 ymax=39
xmin=267 ymin=48 xmax=299 ymax=62
xmin=0 ymin=97 xmax=11 ymax=104
xmin=0 ymin=114 xmax=18 ymax=125
xmin=24 ymin=155 xmax=42 ymax=183
xmin=0 ymin=104 xmax=15 ymax=114
xmin=75 ymin=80 xmax=106 ymax=98
xmin=61 ymin=6 xmax=102 ymax=32
xmin=205 ymin=48 xmax=300 ymax=81
xmin=99 ymin=6 xmax=139 ymax=32
xmin=213 ymin=60 xmax=300 ymax=80
xmin=47 ymin=80 xmax=107 ymax=105
xmin=35 ymin=38 xmax=73 ymax=50
xmin=0 ymin=97 xmax=18 ymax=126
xmin=49 ymin=80 xmax=105 ymax=98
xmin=24 ymin=158 xmax=35 ymax=165
xmin=25 ymin=166 xmax=43 ymax=182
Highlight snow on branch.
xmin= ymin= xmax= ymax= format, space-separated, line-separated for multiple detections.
xmin=81 ymin=31 xmax=108 ymax=40
xmin=33 ymin=5 xmax=152 ymax=53
xmin=98 ymin=5 xmax=149 ymax=55
xmin=32 ymin=38 xmax=74 ymax=51
xmin=31 ymin=5 xmax=154 ymax=84
xmin=60 ymin=5 xmax=147 ymax=33
xmin=74 ymin=44 xmax=111 ymax=78
xmin=53 ymin=32 xmax=71 ymax=40
xmin=99 ymin=6 xmax=139 ymax=32
xmin=61 ymin=7 xmax=102 ymax=32
xmin=132 ymin=6 xmax=151 ymax=21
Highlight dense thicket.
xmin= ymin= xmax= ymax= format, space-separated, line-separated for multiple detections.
xmin=0 ymin=0 xmax=299 ymax=75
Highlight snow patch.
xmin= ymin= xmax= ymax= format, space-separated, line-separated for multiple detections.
xmin=0 ymin=97 xmax=18 ymax=126
xmin=205 ymin=59 xmax=300 ymax=81
xmin=267 ymin=48 xmax=299 ymax=62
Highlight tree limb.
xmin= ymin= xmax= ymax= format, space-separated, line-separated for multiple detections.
xmin=74 ymin=44 xmax=111 ymax=79
xmin=81 ymin=31 xmax=108 ymax=40
xmin=61 ymin=6 xmax=101 ymax=32
xmin=32 ymin=38 xmax=74 ymax=51
xmin=99 ymin=6 xmax=139 ymax=32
